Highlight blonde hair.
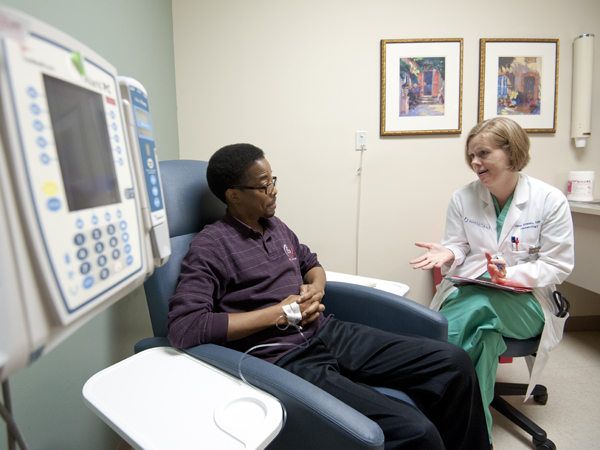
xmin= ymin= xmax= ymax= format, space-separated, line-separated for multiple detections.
xmin=465 ymin=117 xmax=531 ymax=171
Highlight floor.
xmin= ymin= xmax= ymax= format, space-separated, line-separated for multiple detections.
xmin=491 ymin=330 xmax=600 ymax=450
xmin=116 ymin=331 xmax=600 ymax=450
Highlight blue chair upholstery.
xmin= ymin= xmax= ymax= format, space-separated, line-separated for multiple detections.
xmin=493 ymin=337 xmax=555 ymax=449
xmin=138 ymin=159 xmax=449 ymax=450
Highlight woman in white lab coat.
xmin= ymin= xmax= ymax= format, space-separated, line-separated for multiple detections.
xmin=410 ymin=117 xmax=574 ymax=441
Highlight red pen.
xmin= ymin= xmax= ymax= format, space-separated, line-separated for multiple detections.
xmin=515 ymin=237 xmax=519 ymax=251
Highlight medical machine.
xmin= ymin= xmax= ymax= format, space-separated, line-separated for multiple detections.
xmin=0 ymin=5 xmax=169 ymax=384
xmin=119 ymin=76 xmax=170 ymax=267
xmin=0 ymin=8 xmax=285 ymax=450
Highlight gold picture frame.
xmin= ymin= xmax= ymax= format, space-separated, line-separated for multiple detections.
xmin=478 ymin=38 xmax=559 ymax=133
xmin=381 ymin=38 xmax=463 ymax=136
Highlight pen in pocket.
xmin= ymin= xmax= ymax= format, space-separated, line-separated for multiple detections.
xmin=511 ymin=236 xmax=519 ymax=251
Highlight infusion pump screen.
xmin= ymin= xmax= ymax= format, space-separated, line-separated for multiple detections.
xmin=43 ymin=74 xmax=121 ymax=212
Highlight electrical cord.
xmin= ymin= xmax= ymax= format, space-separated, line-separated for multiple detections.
xmin=1 ymin=380 xmax=28 ymax=450
xmin=356 ymin=146 xmax=365 ymax=275
xmin=236 ymin=320 xmax=310 ymax=432
xmin=237 ymin=324 xmax=309 ymax=385
xmin=2 ymin=380 xmax=15 ymax=450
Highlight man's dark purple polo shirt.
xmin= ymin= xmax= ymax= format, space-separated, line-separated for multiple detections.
xmin=167 ymin=211 xmax=329 ymax=363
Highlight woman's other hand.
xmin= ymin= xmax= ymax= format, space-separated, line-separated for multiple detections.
xmin=410 ymin=242 xmax=455 ymax=270
xmin=485 ymin=252 xmax=507 ymax=284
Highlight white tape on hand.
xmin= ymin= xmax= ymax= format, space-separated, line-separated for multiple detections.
xmin=282 ymin=302 xmax=303 ymax=326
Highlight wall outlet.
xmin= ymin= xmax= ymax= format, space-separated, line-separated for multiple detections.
xmin=355 ymin=131 xmax=367 ymax=150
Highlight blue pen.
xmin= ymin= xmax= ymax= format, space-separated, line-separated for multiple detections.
xmin=493 ymin=253 xmax=504 ymax=270
xmin=511 ymin=236 xmax=516 ymax=250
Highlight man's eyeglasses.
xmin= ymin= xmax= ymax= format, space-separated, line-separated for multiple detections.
xmin=232 ymin=177 xmax=277 ymax=195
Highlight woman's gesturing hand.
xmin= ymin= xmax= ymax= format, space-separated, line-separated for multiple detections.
xmin=410 ymin=242 xmax=455 ymax=270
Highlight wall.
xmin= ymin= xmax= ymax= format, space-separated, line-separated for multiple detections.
xmin=562 ymin=210 xmax=600 ymax=329
xmin=172 ymin=0 xmax=600 ymax=317
xmin=3 ymin=1 xmax=597 ymax=448
xmin=0 ymin=1 xmax=178 ymax=449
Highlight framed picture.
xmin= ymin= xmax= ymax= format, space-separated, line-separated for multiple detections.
xmin=380 ymin=38 xmax=463 ymax=136
xmin=478 ymin=39 xmax=559 ymax=132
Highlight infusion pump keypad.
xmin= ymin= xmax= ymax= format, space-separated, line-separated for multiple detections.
xmin=71 ymin=214 xmax=133 ymax=293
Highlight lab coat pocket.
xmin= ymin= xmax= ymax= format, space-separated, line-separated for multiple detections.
xmin=509 ymin=249 xmax=531 ymax=265
xmin=511 ymin=241 xmax=540 ymax=265
xmin=549 ymin=313 xmax=568 ymax=345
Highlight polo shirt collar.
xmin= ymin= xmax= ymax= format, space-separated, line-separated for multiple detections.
xmin=223 ymin=210 xmax=274 ymax=238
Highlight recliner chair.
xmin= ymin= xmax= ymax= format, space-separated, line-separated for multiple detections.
xmin=137 ymin=159 xmax=449 ymax=450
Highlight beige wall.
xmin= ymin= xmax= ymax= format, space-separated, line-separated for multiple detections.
xmin=172 ymin=0 xmax=600 ymax=312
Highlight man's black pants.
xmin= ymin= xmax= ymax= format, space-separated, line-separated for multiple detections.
xmin=276 ymin=319 xmax=490 ymax=450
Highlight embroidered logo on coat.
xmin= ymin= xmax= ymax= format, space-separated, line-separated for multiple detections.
xmin=283 ymin=244 xmax=297 ymax=261
xmin=463 ymin=216 xmax=491 ymax=230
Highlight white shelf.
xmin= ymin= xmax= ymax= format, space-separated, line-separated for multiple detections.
xmin=569 ymin=201 xmax=600 ymax=216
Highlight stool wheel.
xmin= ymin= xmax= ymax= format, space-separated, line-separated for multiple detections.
xmin=533 ymin=393 xmax=548 ymax=405
xmin=533 ymin=438 xmax=556 ymax=449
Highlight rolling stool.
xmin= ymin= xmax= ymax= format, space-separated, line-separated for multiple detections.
xmin=492 ymin=336 xmax=554 ymax=450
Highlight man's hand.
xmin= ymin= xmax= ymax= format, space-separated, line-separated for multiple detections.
xmin=410 ymin=242 xmax=455 ymax=270
xmin=227 ymin=268 xmax=327 ymax=341
xmin=296 ymin=284 xmax=325 ymax=326
xmin=228 ymin=292 xmax=319 ymax=340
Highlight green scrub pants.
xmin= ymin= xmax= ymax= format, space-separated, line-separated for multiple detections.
xmin=439 ymin=284 xmax=545 ymax=441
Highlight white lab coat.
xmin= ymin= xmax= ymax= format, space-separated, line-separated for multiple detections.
xmin=430 ymin=173 xmax=574 ymax=399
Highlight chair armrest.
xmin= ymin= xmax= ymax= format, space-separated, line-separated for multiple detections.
xmin=323 ymin=281 xmax=448 ymax=341
xmin=134 ymin=337 xmax=172 ymax=354
xmin=183 ymin=344 xmax=384 ymax=450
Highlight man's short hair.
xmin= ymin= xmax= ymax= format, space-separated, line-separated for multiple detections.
xmin=207 ymin=143 xmax=265 ymax=203
xmin=465 ymin=117 xmax=531 ymax=172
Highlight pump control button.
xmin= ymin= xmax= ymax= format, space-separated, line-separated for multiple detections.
xmin=80 ymin=262 xmax=91 ymax=275
xmin=43 ymin=182 xmax=58 ymax=195
xmin=47 ymin=198 xmax=61 ymax=211
xmin=77 ymin=248 xmax=88 ymax=260
xmin=83 ymin=276 xmax=94 ymax=289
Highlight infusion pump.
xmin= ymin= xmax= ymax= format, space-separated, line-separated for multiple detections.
xmin=0 ymin=7 xmax=170 ymax=382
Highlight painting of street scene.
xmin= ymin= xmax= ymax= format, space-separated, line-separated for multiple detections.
xmin=399 ymin=57 xmax=445 ymax=116
xmin=497 ymin=56 xmax=541 ymax=115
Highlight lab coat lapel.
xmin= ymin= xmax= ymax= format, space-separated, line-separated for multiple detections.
xmin=498 ymin=174 xmax=528 ymax=245
xmin=480 ymin=186 xmax=497 ymax=234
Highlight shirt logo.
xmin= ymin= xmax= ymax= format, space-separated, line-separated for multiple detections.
xmin=464 ymin=216 xmax=491 ymax=230
xmin=283 ymin=244 xmax=297 ymax=261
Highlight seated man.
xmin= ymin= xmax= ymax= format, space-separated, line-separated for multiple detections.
xmin=167 ymin=143 xmax=490 ymax=450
